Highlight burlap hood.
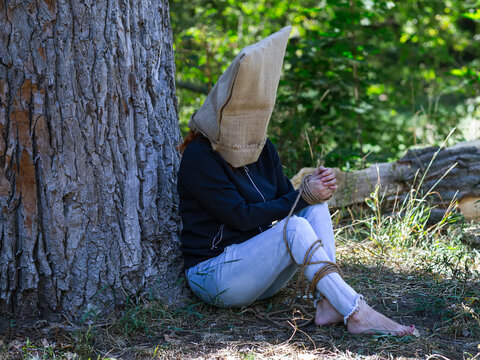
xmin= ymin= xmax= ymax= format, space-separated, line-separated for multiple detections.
xmin=189 ymin=26 xmax=292 ymax=167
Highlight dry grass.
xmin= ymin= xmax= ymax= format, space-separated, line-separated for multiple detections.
xmin=1 ymin=220 xmax=479 ymax=360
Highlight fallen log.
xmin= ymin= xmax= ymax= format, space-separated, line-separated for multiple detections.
xmin=291 ymin=140 xmax=480 ymax=221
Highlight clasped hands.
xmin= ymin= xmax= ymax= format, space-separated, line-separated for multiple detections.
xmin=307 ymin=166 xmax=338 ymax=201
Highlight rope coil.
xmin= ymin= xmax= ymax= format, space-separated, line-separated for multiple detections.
xmin=283 ymin=172 xmax=343 ymax=307
xmin=300 ymin=173 xmax=325 ymax=205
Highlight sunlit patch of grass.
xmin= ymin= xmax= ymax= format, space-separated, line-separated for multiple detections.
xmin=336 ymin=131 xmax=479 ymax=284
xmin=336 ymin=213 xmax=480 ymax=353
xmin=329 ymin=136 xmax=480 ymax=359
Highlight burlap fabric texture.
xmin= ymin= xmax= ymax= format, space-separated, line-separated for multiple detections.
xmin=189 ymin=26 xmax=292 ymax=168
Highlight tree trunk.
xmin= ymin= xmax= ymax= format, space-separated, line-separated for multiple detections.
xmin=291 ymin=141 xmax=480 ymax=221
xmin=0 ymin=0 xmax=183 ymax=319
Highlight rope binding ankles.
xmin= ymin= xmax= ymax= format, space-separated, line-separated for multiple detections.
xmin=283 ymin=173 xmax=343 ymax=307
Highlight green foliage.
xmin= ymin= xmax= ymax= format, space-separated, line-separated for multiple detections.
xmin=171 ymin=0 xmax=480 ymax=175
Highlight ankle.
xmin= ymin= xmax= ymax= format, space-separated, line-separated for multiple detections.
xmin=345 ymin=298 xmax=365 ymax=324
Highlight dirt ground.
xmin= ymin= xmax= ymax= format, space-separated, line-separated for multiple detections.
xmin=1 ymin=253 xmax=479 ymax=360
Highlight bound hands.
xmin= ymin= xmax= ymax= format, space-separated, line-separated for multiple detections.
xmin=308 ymin=166 xmax=338 ymax=201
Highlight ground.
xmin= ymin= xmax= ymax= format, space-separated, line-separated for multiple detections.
xmin=1 ymin=219 xmax=479 ymax=360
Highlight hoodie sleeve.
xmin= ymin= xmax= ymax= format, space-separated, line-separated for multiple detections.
xmin=179 ymin=141 xmax=308 ymax=231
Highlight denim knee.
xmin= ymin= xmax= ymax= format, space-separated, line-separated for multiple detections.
xmin=299 ymin=202 xmax=330 ymax=218
xmin=285 ymin=216 xmax=313 ymax=235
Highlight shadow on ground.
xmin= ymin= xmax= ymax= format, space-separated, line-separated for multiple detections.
xmin=1 ymin=255 xmax=479 ymax=360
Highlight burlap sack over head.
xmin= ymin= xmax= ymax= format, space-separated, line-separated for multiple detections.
xmin=189 ymin=26 xmax=292 ymax=168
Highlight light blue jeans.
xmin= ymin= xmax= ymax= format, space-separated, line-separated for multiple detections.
xmin=186 ymin=203 xmax=361 ymax=323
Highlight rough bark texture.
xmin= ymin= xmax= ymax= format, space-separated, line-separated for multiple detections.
xmin=292 ymin=141 xmax=480 ymax=221
xmin=0 ymin=0 xmax=183 ymax=319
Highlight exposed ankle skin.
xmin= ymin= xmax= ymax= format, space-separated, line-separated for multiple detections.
xmin=315 ymin=298 xmax=343 ymax=326
xmin=346 ymin=300 xmax=415 ymax=336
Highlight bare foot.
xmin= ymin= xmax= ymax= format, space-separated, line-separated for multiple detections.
xmin=347 ymin=300 xmax=415 ymax=336
xmin=315 ymin=298 xmax=343 ymax=326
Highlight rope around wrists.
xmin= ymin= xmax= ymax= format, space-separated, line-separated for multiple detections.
xmin=283 ymin=173 xmax=343 ymax=308
xmin=300 ymin=173 xmax=326 ymax=205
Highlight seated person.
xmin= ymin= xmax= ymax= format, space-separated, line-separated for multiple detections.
xmin=177 ymin=27 xmax=415 ymax=336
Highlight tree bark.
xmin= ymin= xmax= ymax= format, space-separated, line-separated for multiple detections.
xmin=291 ymin=141 xmax=480 ymax=221
xmin=0 ymin=0 xmax=183 ymax=319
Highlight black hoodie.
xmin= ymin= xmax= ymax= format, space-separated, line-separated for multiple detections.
xmin=177 ymin=137 xmax=309 ymax=269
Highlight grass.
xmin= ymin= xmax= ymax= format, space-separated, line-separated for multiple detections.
xmin=1 ymin=215 xmax=478 ymax=359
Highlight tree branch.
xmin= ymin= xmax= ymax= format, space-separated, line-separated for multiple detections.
xmin=176 ymin=80 xmax=209 ymax=95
